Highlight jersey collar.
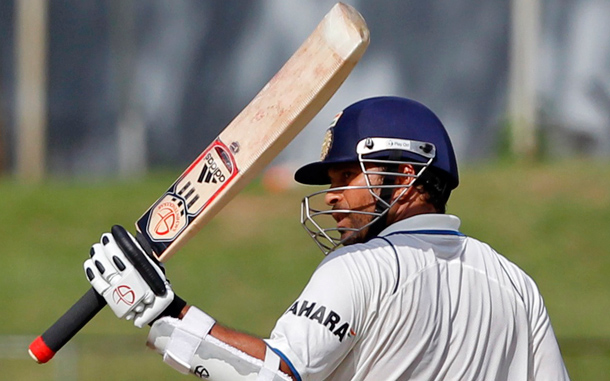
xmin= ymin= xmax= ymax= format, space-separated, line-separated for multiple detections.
xmin=378 ymin=213 xmax=462 ymax=237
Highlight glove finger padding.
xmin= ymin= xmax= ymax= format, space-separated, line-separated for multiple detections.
xmin=83 ymin=226 xmax=175 ymax=328
xmin=100 ymin=232 xmax=130 ymax=277
xmin=84 ymin=239 xmax=127 ymax=297
xmin=84 ymin=258 xmax=110 ymax=296
xmin=85 ymin=240 xmax=120 ymax=282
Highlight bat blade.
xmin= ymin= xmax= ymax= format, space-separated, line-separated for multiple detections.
xmin=28 ymin=2 xmax=369 ymax=364
xmin=138 ymin=2 xmax=370 ymax=262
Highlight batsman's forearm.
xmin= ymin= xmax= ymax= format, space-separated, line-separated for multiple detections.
xmin=28 ymin=287 xmax=106 ymax=363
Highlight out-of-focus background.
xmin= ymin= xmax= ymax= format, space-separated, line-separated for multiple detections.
xmin=0 ymin=0 xmax=609 ymax=380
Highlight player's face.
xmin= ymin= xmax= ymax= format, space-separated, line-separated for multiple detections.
xmin=325 ymin=163 xmax=383 ymax=245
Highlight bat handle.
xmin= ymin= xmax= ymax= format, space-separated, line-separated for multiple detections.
xmin=29 ymin=287 xmax=106 ymax=363
xmin=29 ymin=225 xmax=166 ymax=363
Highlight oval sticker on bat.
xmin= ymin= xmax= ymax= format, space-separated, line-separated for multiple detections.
xmin=140 ymin=139 xmax=239 ymax=246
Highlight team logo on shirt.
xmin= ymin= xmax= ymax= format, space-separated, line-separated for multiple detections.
xmin=286 ymin=299 xmax=354 ymax=342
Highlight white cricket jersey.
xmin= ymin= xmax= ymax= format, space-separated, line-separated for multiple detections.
xmin=265 ymin=214 xmax=570 ymax=381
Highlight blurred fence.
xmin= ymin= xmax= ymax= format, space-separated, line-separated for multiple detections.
xmin=0 ymin=334 xmax=159 ymax=380
xmin=1 ymin=335 xmax=609 ymax=380
xmin=0 ymin=335 xmax=79 ymax=380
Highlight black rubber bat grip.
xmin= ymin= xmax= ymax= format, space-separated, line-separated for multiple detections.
xmin=29 ymin=225 xmax=166 ymax=363
xmin=29 ymin=287 xmax=106 ymax=363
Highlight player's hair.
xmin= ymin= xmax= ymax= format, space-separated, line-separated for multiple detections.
xmin=413 ymin=167 xmax=452 ymax=213
xmin=377 ymin=164 xmax=451 ymax=214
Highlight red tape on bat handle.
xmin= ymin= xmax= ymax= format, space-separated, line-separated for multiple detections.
xmin=29 ymin=288 xmax=106 ymax=363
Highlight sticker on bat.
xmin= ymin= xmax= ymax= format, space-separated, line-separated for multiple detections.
xmin=143 ymin=139 xmax=238 ymax=243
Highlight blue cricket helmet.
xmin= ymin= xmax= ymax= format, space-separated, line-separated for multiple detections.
xmin=294 ymin=96 xmax=459 ymax=189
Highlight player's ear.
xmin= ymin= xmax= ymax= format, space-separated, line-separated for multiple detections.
xmin=396 ymin=164 xmax=416 ymax=186
xmin=391 ymin=165 xmax=414 ymax=203
xmin=393 ymin=164 xmax=428 ymax=205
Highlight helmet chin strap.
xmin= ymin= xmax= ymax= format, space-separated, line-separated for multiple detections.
xmin=364 ymin=153 xmax=402 ymax=241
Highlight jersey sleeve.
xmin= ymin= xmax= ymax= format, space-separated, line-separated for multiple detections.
xmin=265 ymin=252 xmax=365 ymax=380
xmin=524 ymin=277 xmax=570 ymax=380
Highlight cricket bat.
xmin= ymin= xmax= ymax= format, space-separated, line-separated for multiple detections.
xmin=28 ymin=2 xmax=369 ymax=363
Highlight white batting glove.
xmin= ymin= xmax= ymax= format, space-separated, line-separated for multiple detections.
xmin=84 ymin=227 xmax=174 ymax=328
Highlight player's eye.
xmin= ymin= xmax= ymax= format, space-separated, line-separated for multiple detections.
xmin=339 ymin=170 xmax=359 ymax=185
xmin=328 ymin=166 xmax=358 ymax=186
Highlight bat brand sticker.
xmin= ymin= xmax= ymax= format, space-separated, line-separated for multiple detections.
xmin=199 ymin=152 xmax=227 ymax=183
xmin=152 ymin=201 xmax=181 ymax=236
xmin=141 ymin=139 xmax=238 ymax=245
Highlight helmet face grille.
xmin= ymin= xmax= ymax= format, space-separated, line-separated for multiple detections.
xmin=301 ymin=190 xmax=382 ymax=255
xmin=300 ymin=142 xmax=435 ymax=255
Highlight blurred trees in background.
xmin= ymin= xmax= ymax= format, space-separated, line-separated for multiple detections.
xmin=1 ymin=0 xmax=609 ymax=179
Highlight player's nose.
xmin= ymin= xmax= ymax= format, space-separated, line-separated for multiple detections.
xmin=324 ymin=189 xmax=342 ymax=206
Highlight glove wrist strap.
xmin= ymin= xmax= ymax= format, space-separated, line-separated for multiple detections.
xmin=150 ymin=295 xmax=187 ymax=324
xmin=163 ymin=307 xmax=215 ymax=374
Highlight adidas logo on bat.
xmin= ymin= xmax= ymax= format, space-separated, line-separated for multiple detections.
xmin=198 ymin=153 xmax=227 ymax=184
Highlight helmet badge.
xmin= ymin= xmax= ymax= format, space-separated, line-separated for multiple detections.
xmin=320 ymin=129 xmax=334 ymax=161
xmin=320 ymin=112 xmax=341 ymax=161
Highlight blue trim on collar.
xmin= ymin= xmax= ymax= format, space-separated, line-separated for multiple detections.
xmin=383 ymin=229 xmax=465 ymax=238
xmin=379 ymin=237 xmax=400 ymax=294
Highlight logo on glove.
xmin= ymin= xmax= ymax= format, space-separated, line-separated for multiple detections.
xmin=112 ymin=285 xmax=136 ymax=306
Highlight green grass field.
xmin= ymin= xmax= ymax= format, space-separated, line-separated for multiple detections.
xmin=1 ymin=160 xmax=609 ymax=380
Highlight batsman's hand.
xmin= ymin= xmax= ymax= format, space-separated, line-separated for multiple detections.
xmin=84 ymin=225 xmax=174 ymax=328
